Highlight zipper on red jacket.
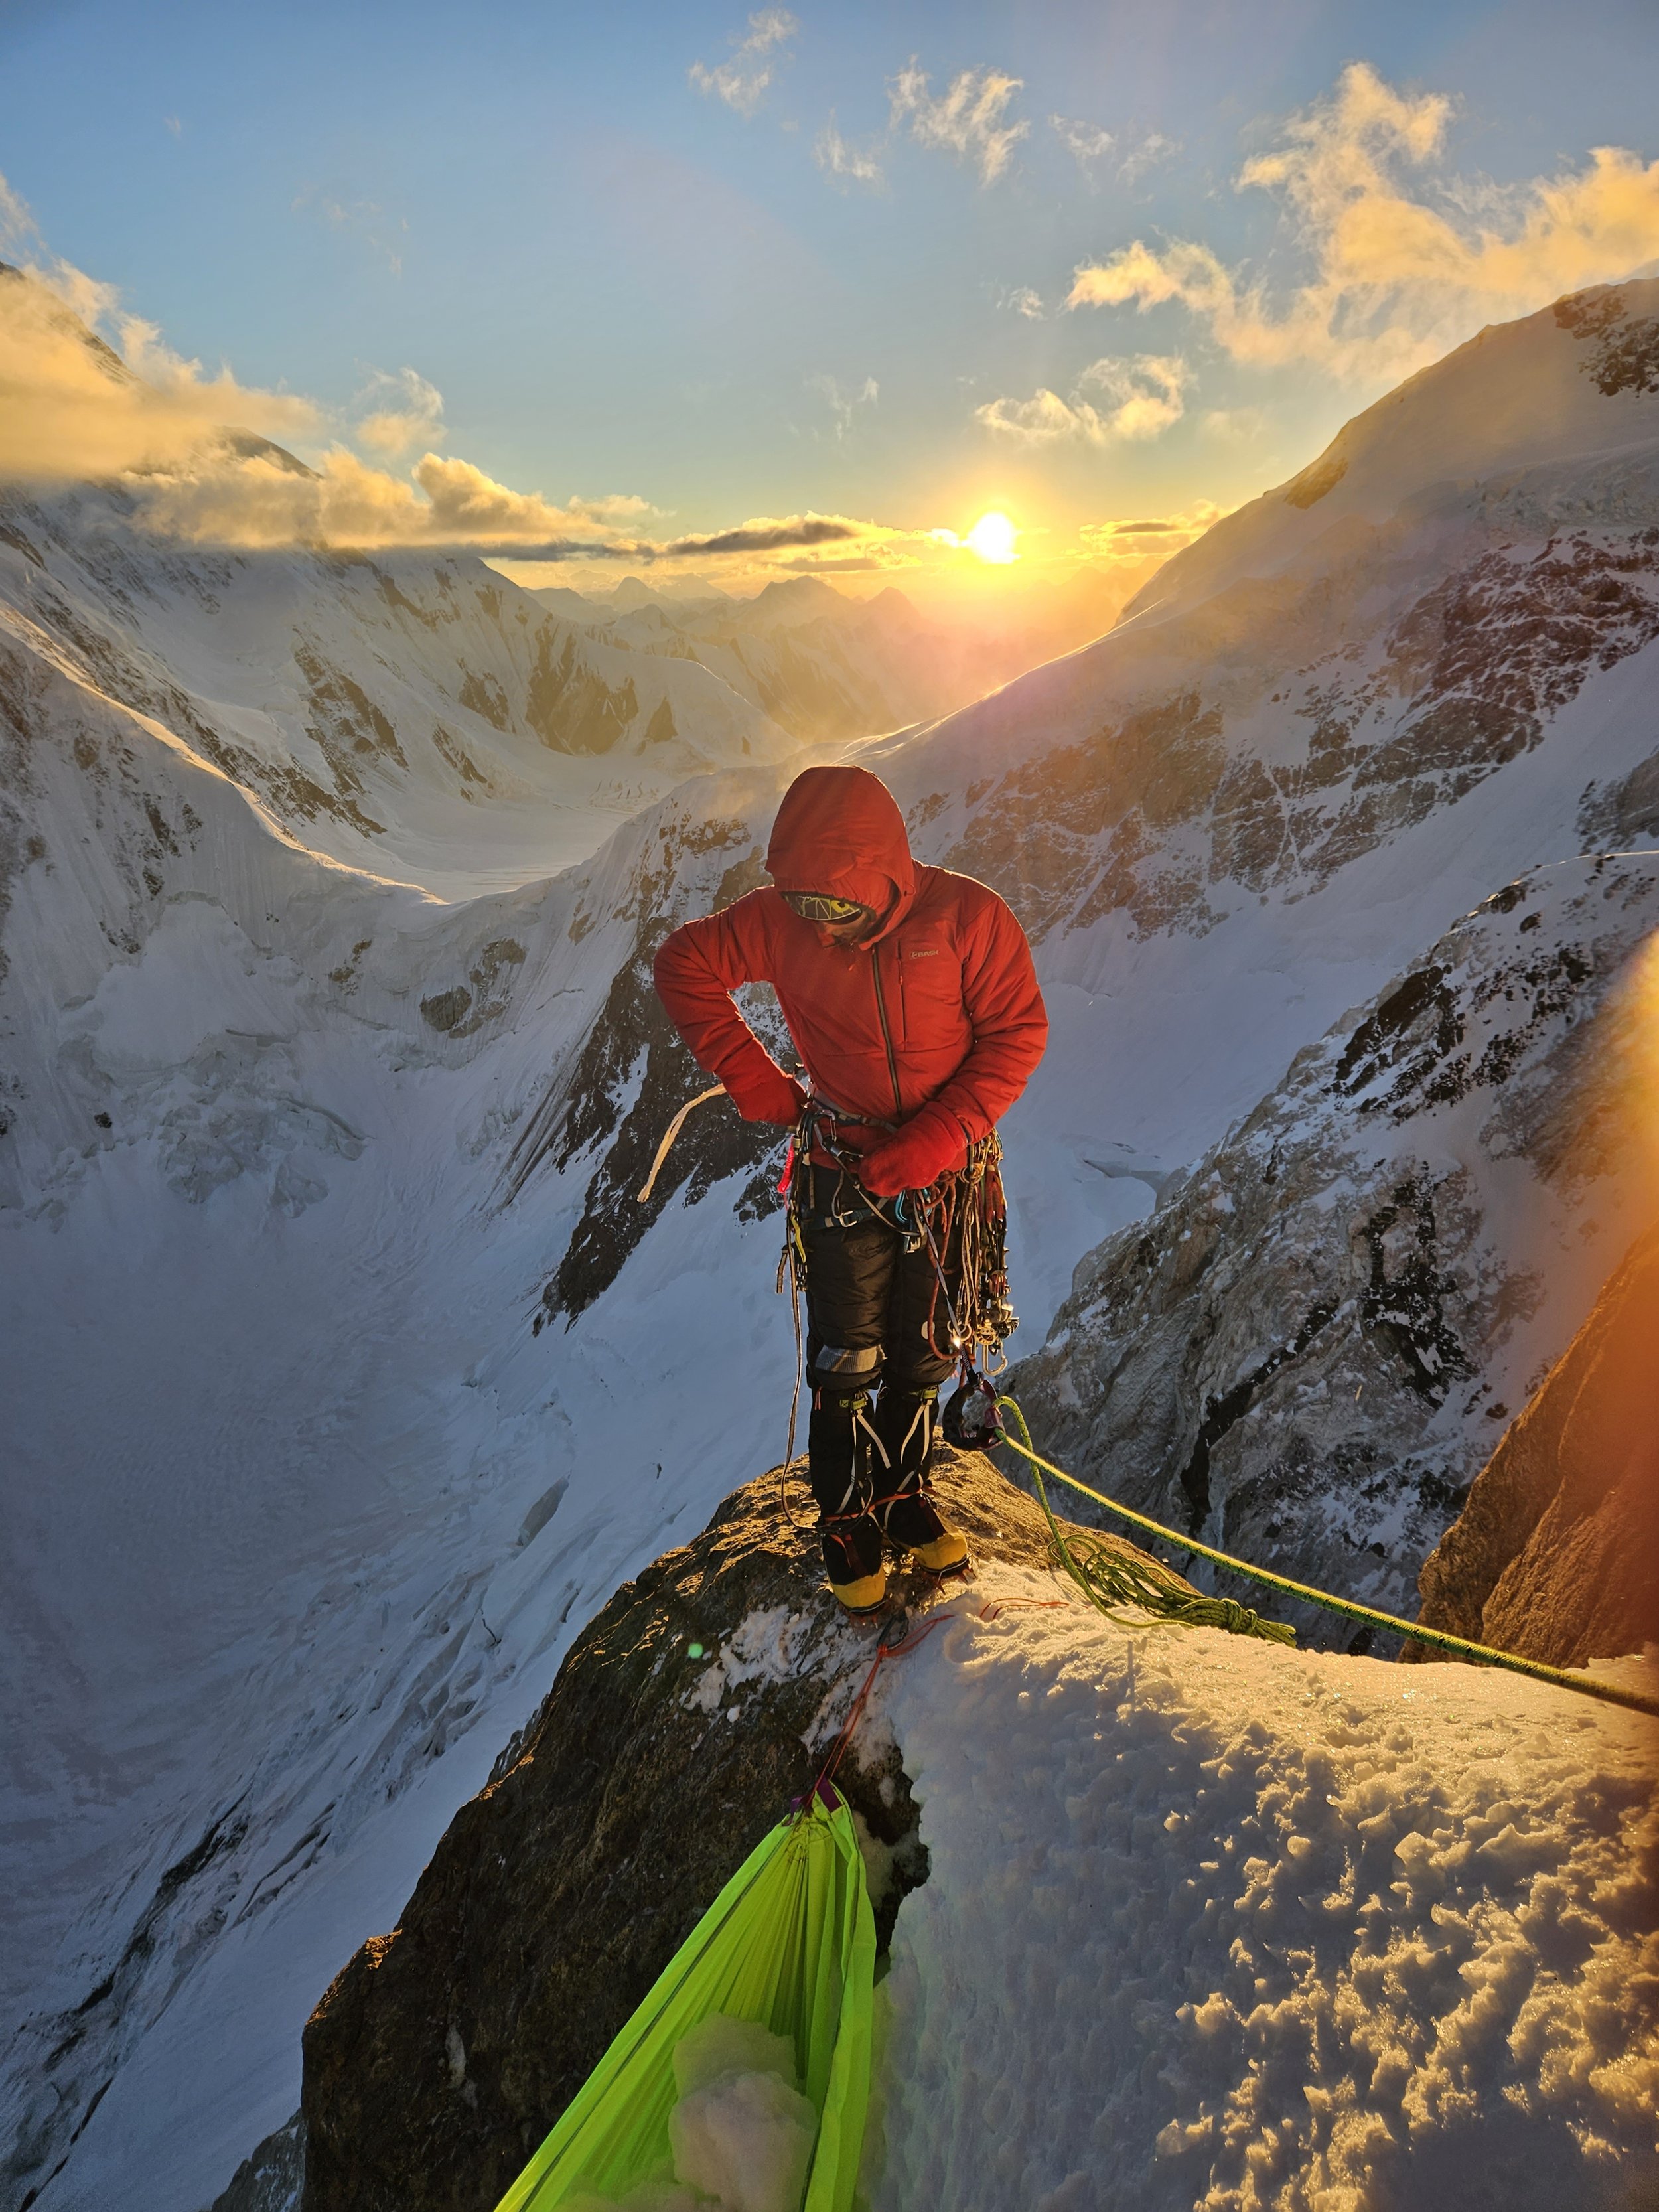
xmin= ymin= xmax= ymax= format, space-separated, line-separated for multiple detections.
xmin=870 ymin=947 xmax=902 ymax=1118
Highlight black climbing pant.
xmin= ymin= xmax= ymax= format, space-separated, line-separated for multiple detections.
xmin=800 ymin=1206 xmax=964 ymax=1585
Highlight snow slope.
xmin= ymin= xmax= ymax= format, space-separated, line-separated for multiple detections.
xmin=1119 ymin=279 xmax=1659 ymax=624
xmin=0 ymin=484 xmax=804 ymax=901
xmin=0 ymin=643 xmax=808 ymax=2209
xmin=866 ymin=1568 xmax=1658 ymax=2211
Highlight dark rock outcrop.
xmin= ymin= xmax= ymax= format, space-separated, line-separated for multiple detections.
xmin=299 ymin=1447 xmax=1165 ymax=2212
xmin=1415 ymin=1222 xmax=1659 ymax=1666
xmin=205 ymin=2115 xmax=305 ymax=2212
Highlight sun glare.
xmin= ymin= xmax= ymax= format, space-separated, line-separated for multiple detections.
xmin=964 ymin=511 xmax=1019 ymax=564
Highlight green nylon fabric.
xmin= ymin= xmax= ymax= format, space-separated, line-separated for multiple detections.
xmin=492 ymin=1795 xmax=877 ymax=2212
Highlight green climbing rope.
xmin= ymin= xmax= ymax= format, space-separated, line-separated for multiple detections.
xmin=1012 ymin=1408 xmax=1296 ymax=1645
xmin=995 ymin=1396 xmax=1659 ymax=1722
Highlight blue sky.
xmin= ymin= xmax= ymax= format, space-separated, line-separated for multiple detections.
xmin=4 ymin=0 xmax=1658 ymax=591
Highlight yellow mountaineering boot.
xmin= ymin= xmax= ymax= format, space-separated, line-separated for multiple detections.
xmin=829 ymin=1566 xmax=889 ymax=1619
xmin=909 ymin=1524 xmax=971 ymax=1580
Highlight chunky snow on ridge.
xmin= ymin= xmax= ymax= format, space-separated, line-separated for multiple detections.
xmin=865 ymin=1570 xmax=1658 ymax=2211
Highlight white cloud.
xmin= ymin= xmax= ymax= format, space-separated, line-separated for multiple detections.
xmin=805 ymin=372 xmax=878 ymax=439
xmin=689 ymin=8 xmax=798 ymax=117
xmin=1001 ymin=285 xmax=1045 ymax=320
xmin=815 ymin=114 xmax=884 ymax=188
xmin=975 ymin=353 xmax=1191 ymax=445
xmin=889 ymin=60 xmax=1029 ymax=186
xmin=1050 ymin=115 xmax=1177 ymax=188
xmin=1199 ymin=405 xmax=1270 ymax=446
xmin=131 ymin=449 xmax=860 ymax=560
xmin=0 ymin=169 xmax=42 ymax=252
xmin=1051 ymin=115 xmax=1114 ymax=173
xmin=354 ymin=366 xmax=445 ymax=456
xmin=1117 ymin=130 xmax=1179 ymax=185
xmin=1068 ymin=62 xmax=1659 ymax=385
xmin=0 ymin=196 xmax=897 ymax=571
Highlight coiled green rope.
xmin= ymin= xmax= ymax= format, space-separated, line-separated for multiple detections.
xmin=1026 ymin=1456 xmax=1297 ymax=1645
xmin=1049 ymin=1532 xmax=1298 ymax=1643
xmin=995 ymin=1396 xmax=1659 ymax=1720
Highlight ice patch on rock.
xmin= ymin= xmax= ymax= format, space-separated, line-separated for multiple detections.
xmin=683 ymin=1609 xmax=814 ymax=1716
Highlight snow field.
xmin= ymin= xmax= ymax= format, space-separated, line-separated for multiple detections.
xmin=864 ymin=1567 xmax=1659 ymax=2211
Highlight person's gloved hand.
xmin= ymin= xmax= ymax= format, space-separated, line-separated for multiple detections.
xmin=857 ymin=1103 xmax=967 ymax=1196
xmin=725 ymin=1064 xmax=808 ymax=1126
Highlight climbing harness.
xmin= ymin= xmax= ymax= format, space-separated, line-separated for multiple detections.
xmin=981 ymin=1392 xmax=1659 ymax=1720
xmin=774 ymin=1100 xmax=1019 ymax=1532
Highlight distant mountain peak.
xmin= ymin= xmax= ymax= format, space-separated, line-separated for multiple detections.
xmin=1124 ymin=276 xmax=1659 ymax=628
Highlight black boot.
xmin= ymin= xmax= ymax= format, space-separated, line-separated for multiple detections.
xmin=871 ymin=1388 xmax=969 ymax=1576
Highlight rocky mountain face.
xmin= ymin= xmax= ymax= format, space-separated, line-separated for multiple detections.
xmin=1415 ymin=1221 xmax=1659 ymax=1668
xmin=204 ymin=2120 xmax=304 ymax=2212
xmin=1007 ymin=855 xmax=1659 ymax=1644
xmin=297 ymin=1448 xmax=1157 ymax=2212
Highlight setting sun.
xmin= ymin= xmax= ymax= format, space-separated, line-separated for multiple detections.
xmin=964 ymin=510 xmax=1019 ymax=563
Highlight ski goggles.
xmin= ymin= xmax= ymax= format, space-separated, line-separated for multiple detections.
xmin=780 ymin=889 xmax=871 ymax=925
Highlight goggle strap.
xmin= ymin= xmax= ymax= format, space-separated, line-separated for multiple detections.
xmin=783 ymin=891 xmax=867 ymax=922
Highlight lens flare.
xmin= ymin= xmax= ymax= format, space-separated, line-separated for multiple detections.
xmin=964 ymin=511 xmax=1018 ymax=564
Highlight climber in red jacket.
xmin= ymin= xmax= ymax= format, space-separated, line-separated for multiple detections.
xmin=653 ymin=763 xmax=1048 ymax=1617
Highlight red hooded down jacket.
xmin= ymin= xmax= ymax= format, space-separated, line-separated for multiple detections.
xmin=652 ymin=765 xmax=1048 ymax=1182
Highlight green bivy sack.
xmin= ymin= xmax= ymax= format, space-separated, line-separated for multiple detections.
xmin=492 ymin=1790 xmax=878 ymax=2212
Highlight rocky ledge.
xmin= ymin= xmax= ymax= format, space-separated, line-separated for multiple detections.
xmin=298 ymin=1446 xmax=1168 ymax=2212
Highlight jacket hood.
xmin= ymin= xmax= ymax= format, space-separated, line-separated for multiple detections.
xmin=765 ymin=765 xmax=916 ymax=932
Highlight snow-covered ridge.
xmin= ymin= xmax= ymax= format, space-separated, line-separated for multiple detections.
xmin=871 ymin=1569 xmax=1657 ymax=2211
xmin=1118 ymin=277 xmax=1659 ymax=625
xmin=295 ymin=1447 xmax=1659 ymax=2212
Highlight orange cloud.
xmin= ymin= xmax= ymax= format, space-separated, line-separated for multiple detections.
xmin=0 ymin=259 xmax=319 ymax=480
xmin=1067 ymin=64 xmax=1659 ymax=386
xmin=976 ymin=354 xmax=1191 ymax=444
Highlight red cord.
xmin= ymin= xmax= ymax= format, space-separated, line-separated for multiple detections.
xmin=800 ymin=1596 xmax=1075 ymax=1814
